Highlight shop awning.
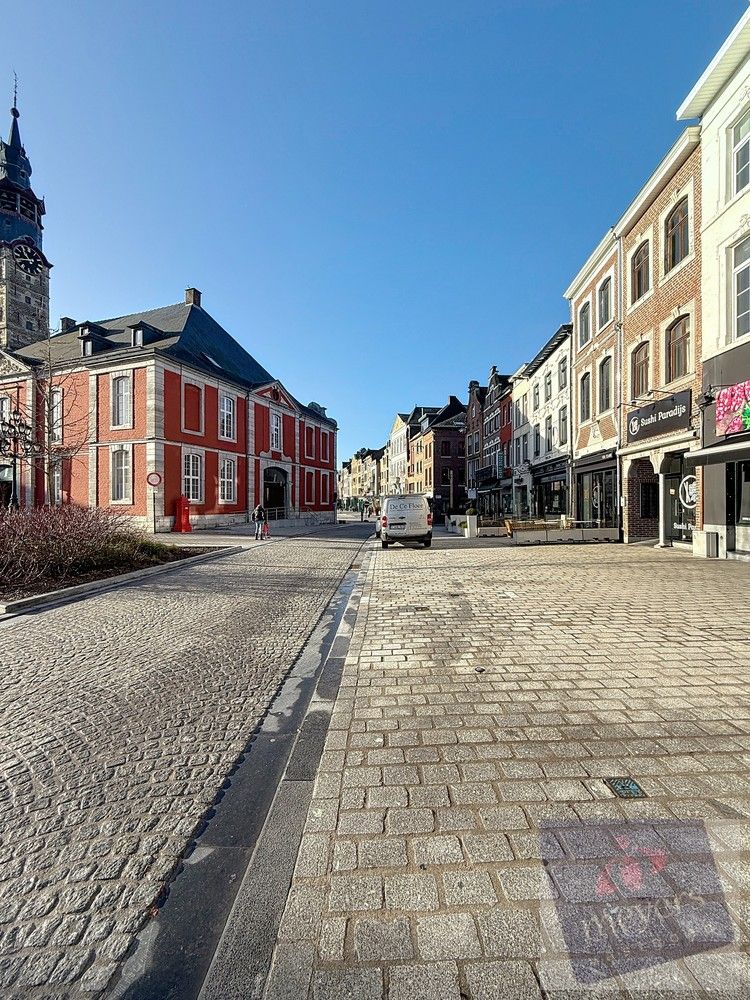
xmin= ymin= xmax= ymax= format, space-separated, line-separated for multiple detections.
xmin=689 ymin=438 xmax=750 ymax=465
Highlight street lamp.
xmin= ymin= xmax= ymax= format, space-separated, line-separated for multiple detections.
xmin=0 ymin=409 xmax=42 ymax=508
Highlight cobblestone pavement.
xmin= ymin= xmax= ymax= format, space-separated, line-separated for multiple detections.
xmin=265 ymin=540 xmax=750 ymax=999
xmin=0 ymin=526 xmax=369 ymax=997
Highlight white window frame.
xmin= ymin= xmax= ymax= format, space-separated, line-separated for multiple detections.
xmin=110 ymin=444 xmax=132 ymax=504
xmin=558 ymin=356 xmax=568 ymax=390
xmin=629 ymin=335 xmax=653 ymax=401
xmin=659 ymin=180 xmax=695 ymax=284
xmin=627 ymin=230 xmax=654 ymax=313
xmin=50 ymin=387 xmax=63 ymax=443
xmin=306 ymin=469 xmax=315 ymax=504
xmin=219 ymin=393 xmax=236 ymax=441
xmin=661 ymin=303 xmax=695 ymax=386
xmin=0 ymin=395 xmax=9 ymax=422
xmin=598 ymin=354 xmax=613 ymax=414
xmin=597 ymin=274 xmax=613 ymax=329
xmin=181 ymin=382 xmax=205 ymax=436
xmin=50 ymin=458 xmax=63 ymax=505
xmin=733 ymin=235 xmax=750 ymax=343
xmin=183 ymin=450 xmax=204 ymax=503
xmin=219 ymin=455 xmax=236 ymax=504
xmin=544 ymin=414 xmax=553 ymax=454
xmin=321 ymin=472 xmax=329 ymax=505
xmin=733 ymin=107 xmax=750 ymax=198
xmin=559 ymin=405 xmax=568 ymax=446
xmin=579 ymin=371 xmax=592 ymax=424
xmin=111 ymin=372 xmax=133 ymax=429
xmin=578 ymin=301 xmax=591 ymax=348
xmin=305 ymin=424 xmax=315 ymax=459
xmin=321 ymin=431 xmax=329 ymax=463
xmin=271 ymin=411 xmax=282 ymax=451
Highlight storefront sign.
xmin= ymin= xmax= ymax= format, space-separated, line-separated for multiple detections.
xmin=679 ymin=475 xmax=697 ymax=510
xmin=627 ymin=390 xmax=692 ymax=443
xmin=715 ymin=379 xmax=750 ymax=436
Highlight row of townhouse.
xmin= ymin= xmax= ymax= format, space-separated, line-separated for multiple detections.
xmin=465 ymin=9 xmax=750 ymax=559
xmin=337 ymin=397 xmax=468 ymax=517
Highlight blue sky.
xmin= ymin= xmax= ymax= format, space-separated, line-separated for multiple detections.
xmin=4 ymin=1 xmax=746 ymax=461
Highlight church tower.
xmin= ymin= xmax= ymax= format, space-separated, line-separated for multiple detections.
xmin=0 ymin=99 xmax=51 ymax=352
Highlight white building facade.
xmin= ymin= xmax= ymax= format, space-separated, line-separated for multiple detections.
xmin=678 ymin=9 xmax=750 ymax=558
xmin=525 ymin=325 xmax=573 ymax=518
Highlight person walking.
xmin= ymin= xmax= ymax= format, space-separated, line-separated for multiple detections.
xmin=252 ymin=503 xmax=266 ymax=540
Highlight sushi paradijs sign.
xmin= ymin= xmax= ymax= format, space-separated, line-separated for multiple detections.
xmin=627 ymin=390 xmax=692 ymax=443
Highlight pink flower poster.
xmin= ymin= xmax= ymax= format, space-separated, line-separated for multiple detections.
xmin=715 ymin=379 xmax=750 ymax=435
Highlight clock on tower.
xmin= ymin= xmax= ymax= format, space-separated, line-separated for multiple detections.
xmin=0 ymin=102 xmax=50 ymax=352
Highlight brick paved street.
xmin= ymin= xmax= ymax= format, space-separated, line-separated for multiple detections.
xmin=265 ymin=539 xmax=750 ymax=999
xmin=0 ymin=526 xmax=368 ymax=997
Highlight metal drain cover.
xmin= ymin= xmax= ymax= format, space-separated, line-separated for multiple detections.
xmin=604 ymin=777 xmax=647 ymax=799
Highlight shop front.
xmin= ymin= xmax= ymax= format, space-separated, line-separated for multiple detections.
xmin=572 ymin=450 xmax=619 ymax=528
xmin=692 ymin=340 xmax=750 ymax=558
xmin=476 ymin=466 xmax=502 ymax=517
xmin=620 ymin=389 xmax=697 ymax=546
xmin=531 ymin=458 xmax=569 ymax=518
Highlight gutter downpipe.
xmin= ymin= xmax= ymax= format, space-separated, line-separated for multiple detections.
xmin=245 ymin=389 xmax=251 ymax=524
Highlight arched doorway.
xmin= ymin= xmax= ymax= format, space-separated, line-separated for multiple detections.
xmin=263 ymin=467 xmax=287 ymax=519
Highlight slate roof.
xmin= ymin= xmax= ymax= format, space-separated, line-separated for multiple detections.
xmin=15 ymin=300 xmax=336 ymax=426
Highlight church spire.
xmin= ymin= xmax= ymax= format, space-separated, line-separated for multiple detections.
xmin=7 ymin=74 xmax=21 ymax=150
xmin=0 ymin=84 xmax=45 ymax=248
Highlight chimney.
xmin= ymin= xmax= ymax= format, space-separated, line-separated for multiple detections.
xmin=60 ymin=317 xmax=76 ymax=333
xmin=185 ymin=287 xmax=202 ymax=307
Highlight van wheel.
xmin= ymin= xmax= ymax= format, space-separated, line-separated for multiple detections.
xmin=381 ymin=539 xmax=389 ymax=549
xmin=423 ymin=538 xmax=432 ymax=548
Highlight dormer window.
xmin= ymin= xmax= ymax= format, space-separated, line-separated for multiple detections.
xmin=82 ymin=339 xmax=93 ymax=357
xmin=132 ymin=328 xmax=144 ymax=348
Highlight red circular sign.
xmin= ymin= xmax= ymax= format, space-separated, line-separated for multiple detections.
xmin=146 ymin=472 xmax=162 ymax=487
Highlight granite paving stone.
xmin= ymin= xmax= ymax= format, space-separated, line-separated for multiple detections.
xmin=263 ymin=541 xmax=750 ymax=999
xmin=0 ymin=529 xmax=370 ymax=999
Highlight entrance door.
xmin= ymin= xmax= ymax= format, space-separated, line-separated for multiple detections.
xmin=664 ymin=454 xmax=695 ymax=543
xmin=263 ymin=467 xmax=287 ymax=518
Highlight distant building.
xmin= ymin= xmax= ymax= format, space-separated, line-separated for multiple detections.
xmin=524 ymin=325 xmax=572 ymax=518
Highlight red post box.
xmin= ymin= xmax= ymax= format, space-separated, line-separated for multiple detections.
xmin=173 ymin=494 xmax=192 ymax=533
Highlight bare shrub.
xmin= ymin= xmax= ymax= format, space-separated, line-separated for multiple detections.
xmin=0 ymin=505 xmax=161 ymax=592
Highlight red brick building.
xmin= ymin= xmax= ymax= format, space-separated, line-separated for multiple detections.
xmin=0 ymin=289 xmax=337 ymax=529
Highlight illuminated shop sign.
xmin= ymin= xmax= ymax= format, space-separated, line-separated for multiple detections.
xmin=627 ymin=390 xmax=691 ymax=443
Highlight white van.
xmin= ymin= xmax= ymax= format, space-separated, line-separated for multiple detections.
xmin=378 ymin=495 xmax=432 ymax=548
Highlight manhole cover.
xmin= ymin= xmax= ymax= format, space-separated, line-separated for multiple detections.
xmin=604 ymin=777 xmax=647 ymax=799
